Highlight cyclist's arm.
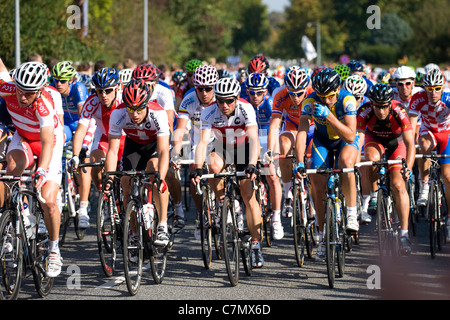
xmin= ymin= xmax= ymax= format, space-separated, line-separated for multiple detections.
xmin=157 ymin=134 xmax=170 ymax=182
xmin=0 ymin=58 xmax=7 ymax=73
xmin=246 ymin=124 xmax=260 ymax=166
xmin=39 ymin=125 xmax=55 ymax=172
xmin=166 ymin=109 xmax=175 ymax=133
xmin=402 ymin=128 xmax=416 ymax=171
xmin=408 ymin=112 xmax=419 ymax=130
xmin=172 ymin=117 xmax=188 ymax=156
xmin=72 ymin=122 xmax=89 ymax=157
xmin=356 ymin=130 xmax=365 ymax=163
xmin=104 ymin=134 xmax=121 ymax=173
xmin=194 ymin=128 xmax=211 ymax=169
xmin=267 ymin=113 xmax=282 ymax=153
xmin=295 ymin=115 xmax=311 ymax=164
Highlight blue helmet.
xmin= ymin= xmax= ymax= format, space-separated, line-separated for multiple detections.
xmin=246 ymin=72 xmax=269 ymax=90
xmin=91 ymin=68 xmax=120 ymax=88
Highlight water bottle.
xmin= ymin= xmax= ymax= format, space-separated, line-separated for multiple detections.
xmin=143 ymin=203 xmax=154 ymax=230
xmin=234 ymin=199 xmax=244 ymax=230
xmin=23 ymin=203 xmax=36 ymax=239
xmin=335 ymin=198 xmax=342 ymax=223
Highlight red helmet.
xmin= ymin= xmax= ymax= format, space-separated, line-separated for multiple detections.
xmin=132 ymin=64 xmax=159 ymax=82
xmin=123 ymin=79 xmax=152 ymax=108
xmin=248 ymin=55 xmax=269 ymax=74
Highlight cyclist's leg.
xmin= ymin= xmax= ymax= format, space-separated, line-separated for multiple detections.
xmin=279 ymin=126 xmax=295 ymax=217
xmin=206 ymin=147 xmax=226 ymax=201
xmin=363 ymin=136 xmax=385 ymax=216
xmin=417 ymin=130 xmax=435 ymax=205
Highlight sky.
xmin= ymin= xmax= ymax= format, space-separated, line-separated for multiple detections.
xmin=262 ymin=0 xmax=289 ymax=13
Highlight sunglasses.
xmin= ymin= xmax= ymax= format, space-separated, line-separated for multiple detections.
xmin=425 ymin=86 xmax=443 ymax=92
xmin=248 ymin=90 xmax=265 ymax=96
xmin=355 ymin=95 xmax=364 ymax=101
xmin=16 ymin=88 xmax=38 ymax=97
xmin=373 ymin=103 xmax=390 ymax=109
xmin=217 ymin=97 xmax=236 ymax=105
xmin=126 ymin=105 xmax=146 ymax=113
xmin=287 ymin=90 xmax=306 ymax=97
xmin=53 ymin=78 xmax=69 ymax=84
xmin=196 ymin=86 xmax=213 ymax=93
xmin=397 ymin=81 xmax=413 ymax=87
xmin=317 ymin=92 xmax=337 ymax=99
xmin=96 ymin=88 xmax=115 ymax=95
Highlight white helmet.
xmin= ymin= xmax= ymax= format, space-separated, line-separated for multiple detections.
xmin=423 ymin=69 xmax=445 ymax=87
xmin=119 ymin=68 xmax=134 ymax=85
xmin=343 ymin=75 xmax=368 ymax=97
xmin=214 ymin=77 xmax=241 ymax=97
xmin=392 ymin=66 xmax=415 ymax=80
xmin=14 ymin=62 xmax=48 ymax=92
xmin=424 ymin=63 xmax=440 ymax=74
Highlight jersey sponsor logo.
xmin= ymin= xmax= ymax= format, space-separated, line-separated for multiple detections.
xmin=36 ymin=100 xmax=50 ymax=117
xmin=1 ymin=82 xmax=16 ymax=93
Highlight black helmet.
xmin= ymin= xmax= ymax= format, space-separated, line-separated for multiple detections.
xmin=368 ymin=83 xmax=393 ymax=104
xmin=347 ymin=60 xmax=364 ymax=72
xmin=312 ymin=68 xmax=341 ymax=95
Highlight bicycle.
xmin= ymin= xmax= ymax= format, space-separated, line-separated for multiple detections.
xmin=0 ymin=171 xmax=54 ymax=300
xmin=199 ymin=165 xmax=257 ymax=286
xmin=305 ymin=167 xmax=353 ymax=289
xmin=416 ymin=153 xmax=450 ymax=259
xmin=256 ymin=160 xmax=272 ymax=248
xmin=356 ymin=159 xmax=404 ymax=263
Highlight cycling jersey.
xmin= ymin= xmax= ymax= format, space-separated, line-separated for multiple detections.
xmin=408 ymin=89 xmax=450 ymax=133
xmin=178 ymin=89 xmax=215 ymax=148
xmin=246 ymin=94 xmax=273 ymax=132
xmin=149 ymin=83 xmax=175 ymax=112
xmin=109 ymin=102 xmax=170 ymax=144
xmin=272 ymin=86 xmax=315 ymax=131
xmin=200 ymin=98 xmax=258 ymax=148
xmin=301 ymin=89 xmax=357 ymax=141
xmin=357 ymin=101 xmax=412 ymax=141
xmin=50 ymin=81 xmax=88 ymax=124
xmin=240 ymin=76 xmax=281 ymax=100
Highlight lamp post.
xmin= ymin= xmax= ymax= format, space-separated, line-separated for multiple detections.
xmin=15 ymin=0 xmax=20 ymax=67
xmin=307 ymin=21 xmax=321 ymax=66
xmin=143 ymin=0 xmax=148 ymax=61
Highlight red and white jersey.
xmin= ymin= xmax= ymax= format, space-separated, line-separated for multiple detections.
xmin=409 ymin=89 xmax=450 ymax=133
xmin=45 ymin=85 xmax=64 ymax=116
xmin=0 ymin=78 xmax=62 ymax=142
xmin=78 ymin=93 xmax=123 ymax=137
xmin=200 ymin=98 xmax=258 ymax=147
xmin=392 ymin=86 xmax=422 ymax=110
xmin=109 ymin=102 xmax=170 ymax=144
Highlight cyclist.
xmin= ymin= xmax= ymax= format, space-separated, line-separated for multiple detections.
xmin=240 ymin=55 xmax=280 ymax=101
xmin=172 ymin=64 xmax=219 ymax=239
xmin=268 ymin=67 xmax=313 ymax=219
xmin=245 ymin=72 xmax=284 ymax=240
xmin=175 ymin=59 xmax=203 ymax=110
xmin=357 ymin=83 xmax=416 ymax=254
xmin=50 ymin=61 xmax=94 ymax=228
xmin=105 ymin=79 xmax=171 ymax=246
xmin=409 ymin=69 xmax=450 ymax=239
xmin=191 ymin=77 xmax=264 ymax=268
xmin=71 ymin=68 xmax=125 ymax=228
xmin=132 ymin=63 xmax=184 ymax=230
xmin=0 ymin=59 xmax=64 ymax=277
xmin=334 ymin=64 xmax=351 ymax=84
xmin=294 ymin=67 xmax=360 ymax=261
xmin=347 ymin=60 xmax=374 ymax=96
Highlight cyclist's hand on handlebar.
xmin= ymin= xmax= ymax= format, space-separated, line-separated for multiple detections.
xmin=103 ymin=177 xmax=114 ymax=195
xmin=293 ymin=162 xmax=306 ymax=179
xmin=70 ymin=155 xmax=79 ymax=174
xmin=245 ymin=164 xmax=258 ymax=181
xmin=170 ymin=153 xmax=181 ymax=170
xmin=263 ymin=150 xmax=273 ymax=164
xmin=401 ymin=168 xmax=412 ymax=181
xmin=190 ymin=168 xmax=203 ymax=186
xmin=33 ymin=167 xmax=47 ymax=190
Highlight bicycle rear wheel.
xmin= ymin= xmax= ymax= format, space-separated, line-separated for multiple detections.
xmin=31 ymin=204 xmax=54 ymax=298
xmin=0 ymin=210 xmax=23 ymax=300
xmin=123 ymin=199 xmax=144 ymax=295
xmin=292 ymin=184 xmax=306 ymax=267
xmin=200 ymin=187 xmax=213 ymax=269
xmin=96 ymin=194 xmax=117 ymax=277
xmin=221 ymin=196 xmax=239 ymax=286
xmin=376 ymin=190 xmax=393 ymax=261
xmin=325 ymin=197 xmax=336 ymax=288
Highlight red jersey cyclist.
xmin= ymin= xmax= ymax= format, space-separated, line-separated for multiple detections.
xmin=0 ymin=59 xmax=64 ymax=277
xmin=357 ymin=83 xmax=416 ymax=255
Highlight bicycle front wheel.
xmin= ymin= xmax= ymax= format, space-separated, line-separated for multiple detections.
xmin=0 ymin=210 xmax=23 ymax=300
xmin=123 ymin=199 xmax=144 ymax=295
xmin=96 ymin=194 xmax=117 ymax=277
xmin=377 ymin=190 xmax=393 ymax=262
xmin=200 ymin=187 xmax=213 ymax=269
xmin=221 ymin=196 xmax=239 ymax=286
xmin=325 ymin=197 xmax=336 ymax=288
xmin=150 ymin=207 xmax=168 ymax=284
xmin=428 ymin=181 xmax=439 ymax=259
xmin=31 ymin=204 xmax=54 ymax=298
xmin=292 ymin=184 xmax=306 ymax=267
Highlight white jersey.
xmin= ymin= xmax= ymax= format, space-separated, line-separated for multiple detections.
xmin=149 ymin=83 xmax=175 ymax=112
xmin=200 ymin=98 xmax=258 ymax=148
xmin=178 ymin=89 xmax=214 ymax=147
